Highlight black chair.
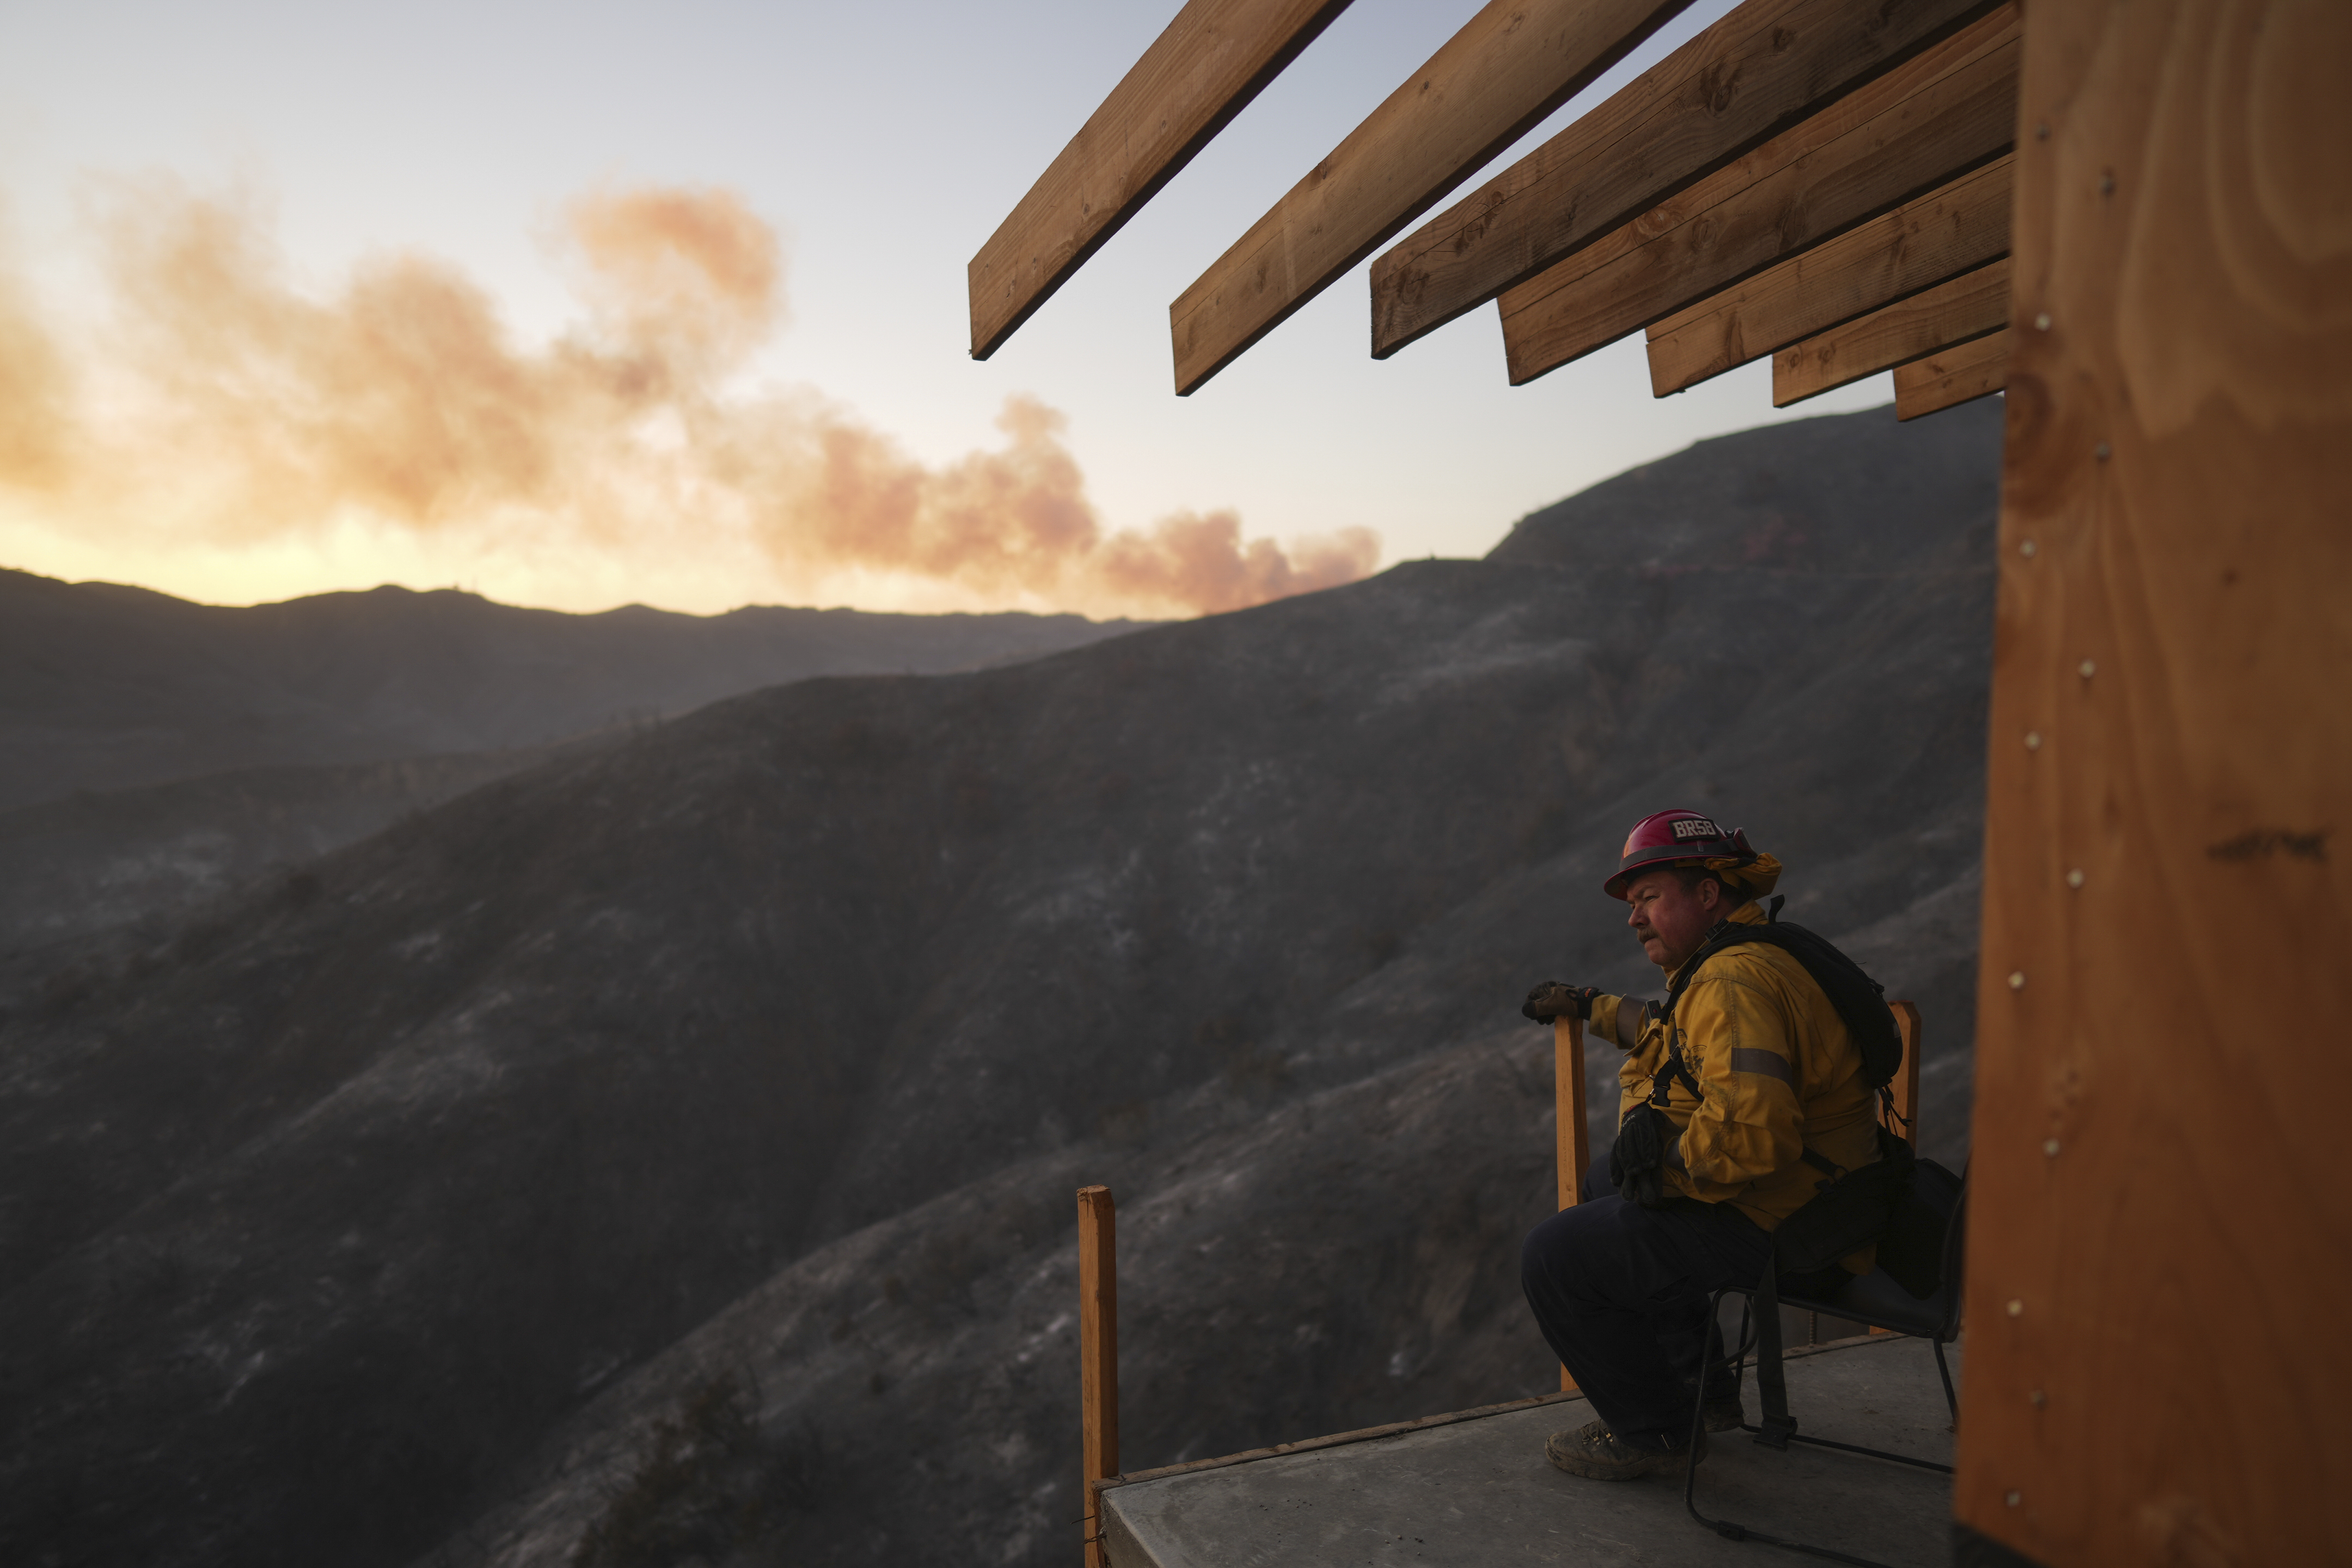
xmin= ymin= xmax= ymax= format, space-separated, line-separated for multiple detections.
xmin=1680 ymin=1168 xmax=1968 ymax=1568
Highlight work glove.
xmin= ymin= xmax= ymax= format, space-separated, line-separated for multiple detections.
xmin=1521 ymin=982 xmax=1600 ymax=1024
xmin=1610 ymin=1104 xmax=1671 ymax=1208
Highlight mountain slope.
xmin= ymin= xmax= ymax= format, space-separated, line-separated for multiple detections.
xmin=0 ymin=401 xmax=2002 ymax=1568
xmin=0 ymin=572 xmax=1140 ymax=813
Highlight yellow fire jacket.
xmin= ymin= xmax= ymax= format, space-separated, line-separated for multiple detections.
xmin=1587 ymin=903 xmax=1883 ymax=1254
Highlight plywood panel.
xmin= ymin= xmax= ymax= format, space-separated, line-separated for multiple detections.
xmin=1894 ymin=327 xmax=2007 ymax=420
xmin=1167 ymin=0 xmax=1693 ymax=396
xmin=1643 ymin=154 xmax=2012 ymax=395
xmin=1369 ymin=0 xmax=2008 ymax=359
xmin=1497 ymin=10 xmax=2019 ymax=387
xmin=967 ymin=0 xmax=1355 ymax=361
xmin=1956 ymin=0 xmax=2352 ymax=1560
xmin=1773 ymin=256 xmax=2010 ymax=405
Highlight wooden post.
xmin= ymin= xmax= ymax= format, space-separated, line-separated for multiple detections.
xmin=1553 ymin=1015 xmax=1590 ymax=1389
xmin=1076 ymin=1186 xmax=1118 ymax=1568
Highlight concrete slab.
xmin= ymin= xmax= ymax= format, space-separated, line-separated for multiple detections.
xmin=1101 ymin=1335 xmax=1959 ymax=1568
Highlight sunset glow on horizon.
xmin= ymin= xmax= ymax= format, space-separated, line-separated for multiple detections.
xmin=0 ymin=0 xmax=1896 ymax=622
xmin=0 ymin=179 xmax=1375 ymax=620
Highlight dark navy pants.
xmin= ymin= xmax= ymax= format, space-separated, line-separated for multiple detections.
xmin=1519 ymin=1158 xmax=1847 ymax=1448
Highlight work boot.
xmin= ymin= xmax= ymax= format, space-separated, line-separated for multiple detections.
xmin=1545 ymin=1419 xmax=1706 ymax=1481
xmin=1704 ymin=1391 xmax=1745 ymax=1432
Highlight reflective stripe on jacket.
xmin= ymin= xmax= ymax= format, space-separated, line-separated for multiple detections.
xmin=1591 ymin=903 xmax=1882 ymax=1241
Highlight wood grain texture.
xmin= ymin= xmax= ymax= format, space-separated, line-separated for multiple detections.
xmin=1644 ymin=153 xmax=2012 ymax=395
xmin=1956 ymin=0 xmax=2352 ymax=1561
xmin=967 ymin=0 xmax=1354 ymax=360
xmin=1554 ymin=1015 xmax=1591 ymax=1391
xmin=1167 ymin=0 xmax=1693 ymax=395
xmin=1076 ymin=1185 xmax=1119 ymax=1567
xmin=1554 ymin=1016 xmax=1592 ymax=1211
xmin=1773 ymin=255 xmax=2010 ymax=405
xmin=1370 ymin=0 xmax=2008 ymax=359
xmin=1497 ymin=13 xmax=2018 ymax=387
xmin=1894 ymin=327 xmax=2008 ymax=419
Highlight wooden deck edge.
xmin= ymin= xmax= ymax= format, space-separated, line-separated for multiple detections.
xmin=1100 ymin=1331 xmax=1920 ymax=1493
xmin=1099 ymin=1389 xmax=1589 ymax=1491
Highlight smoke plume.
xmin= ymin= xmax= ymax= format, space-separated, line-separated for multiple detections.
xmin=0 ymin=180 xmax=1378 ymax=617
xmin=0 ymin=232 xmax=72 ymax=491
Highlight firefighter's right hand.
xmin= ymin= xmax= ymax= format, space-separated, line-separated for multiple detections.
xmin=1521 ymin=982 xmax=1599 ymax=1024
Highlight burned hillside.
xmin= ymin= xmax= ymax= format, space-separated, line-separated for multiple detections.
xmin=0 ymin=400 xmax=2001 ymax=1568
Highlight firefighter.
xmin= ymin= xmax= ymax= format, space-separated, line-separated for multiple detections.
xmin=1516 ymin=810 xmax=1883 ymax=1480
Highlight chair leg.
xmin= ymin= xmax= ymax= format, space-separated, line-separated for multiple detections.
xmin=1685 ymin=1288 xmax=1740 ymax=1531
xmin=1680 ymin=1289 xmax=1938 ymax=1568
xmin=1933 ymin=1336 xmax=1958 ymax=1425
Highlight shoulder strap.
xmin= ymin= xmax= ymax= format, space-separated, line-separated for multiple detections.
xmin=1656 ymin=918 xmax=1749 ymax=1025
xmin=1658 ymin=915 xmax=1905 ymax=1093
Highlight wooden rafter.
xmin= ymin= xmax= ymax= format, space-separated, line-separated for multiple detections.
xmin=1643 ymin=153 xmax=2013 ymax=396
xmin=1891 ymin=327 xmax=2007 ymax=419
xmin=1167 ymin=0 xmax=1696 ymax=396
xmin=1773 ymin=256 xmax=2010 ymax=405
xmin=967 ymin=0 xmax=1356 ymax=362
xmin=1368 ymin=0 xmax=2008 ymax=361
xmin=1496 ymin=4 xmax=2018 ymax=387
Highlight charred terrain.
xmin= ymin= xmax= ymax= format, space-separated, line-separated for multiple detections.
xmin=0 ymin=401 xmax=2001 ymax=1568
xmin=0 ymin=580 xmax=1135 ymax=950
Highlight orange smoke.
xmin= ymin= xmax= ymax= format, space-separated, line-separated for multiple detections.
xmin=0 ymin=179 xmax=1377 ymax=617
xmin=0 ymin=235 xmax=72 ymax=490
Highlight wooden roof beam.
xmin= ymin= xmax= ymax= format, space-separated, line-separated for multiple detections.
xmin=1643 ymin=152 xmax=2013 ymax=395
xmin=1167 ymin=0 xmax=1697 ymax=396
xmin=967 ymin=0 xmax=1357 ymax=362
xmin=1369 ymin=0 xmax=2009 ymax=361
xmin=1495 ymin=3 xmax=2018 ymax=387
xmin=1892 ymin=327 xmax=2007 ymax=419
xmin=1772 ymin=255 xmax=2010 ymax=405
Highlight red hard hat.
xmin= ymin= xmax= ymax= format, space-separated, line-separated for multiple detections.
xmin=1603 ymin=808 xmax=1757 ymax=899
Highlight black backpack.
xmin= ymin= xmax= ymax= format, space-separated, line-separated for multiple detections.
xmin=1657 ymin=897 xmax=1903 ymax=1101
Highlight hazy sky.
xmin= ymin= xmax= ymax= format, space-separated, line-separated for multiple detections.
xmin=0 ymin=0 xmax=1893 ymax=617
